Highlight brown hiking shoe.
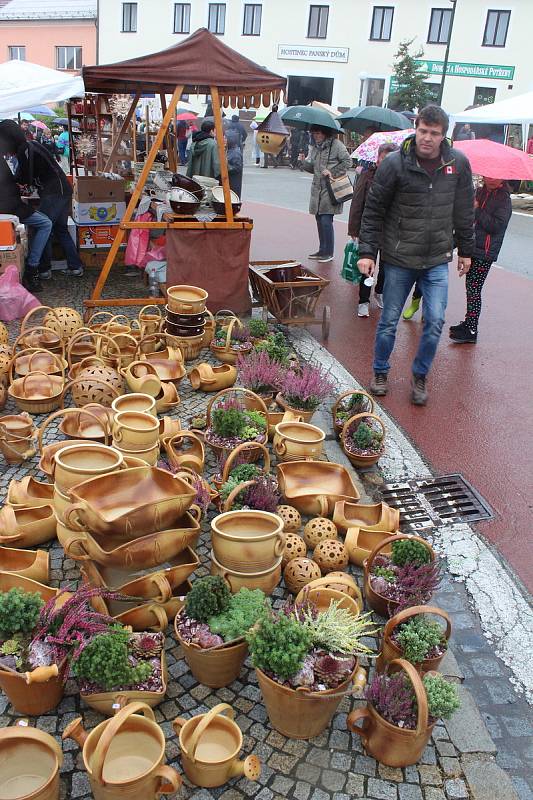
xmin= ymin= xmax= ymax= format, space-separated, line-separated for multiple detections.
xmin=411 ymin=374 xmax=428 ymax=405
xmin=370 ymin=372 xmax=388 ymax=396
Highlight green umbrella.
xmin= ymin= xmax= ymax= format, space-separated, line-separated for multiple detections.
xmin=338 ymin=106 xmax=411 ymax=133
xmin=280 ymin=105 xmax=340 ymax=132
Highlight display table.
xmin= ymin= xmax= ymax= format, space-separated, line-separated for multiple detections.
xmin=165 ymin=218 xmax=253 ymax=315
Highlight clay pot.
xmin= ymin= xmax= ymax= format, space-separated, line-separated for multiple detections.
xmin=165 ymin=306 xmax=205 ymax=327
xmin=0 ymin=546 xmax=49 ymax=583
xmin=7 ymin=476 xmax=54 ymax=509
xmin=166 ymin=285 xmax=208 ymax=314
xmin=189 ymin=363 xmax=237 ymax=392
xmin=154 ymin=381 xmax=180 ymax=414
xmin=166 ymin=431 xmax=204 ymax=473
xmin=212 ymin=440 xmax=271 ymax=490
xmin=53 ymin=443 xmax=124 ymax=493
xmin=364 ymin=534 xmax=436 ymax=618
xmin=331 ymin=389 xmax=375 ymax=437
xmin=121 ymin=361 xmax=162 ymax=398
xmin=111 ymin=393 xmax=157 ymax=417
xmin=0 ymin=504 xmax=56 ymax=547
xmin=333 ymin=500 xmax=400 ymax=534
xmin=275 ymin=393 xmax=315 ymax=424
xmin=295 ymin=585 xmax=361 ymax=616
xmin=205 ymin=388 xmax=269 ymax=462
xmin=299 ymin=574 xmax=363 ymax=607
xmin=211 ymin=510 xmax=285 ymax=573
xmin=58 ymin=404 xmax=114 ymax=442
xmin=158 ymin=417 xmax=182 ymax=450
xmin=273 ymin=420 xmax=325 ymax=462
xmin=210 ymin=550 xmax=282 ymax=595
xmin=138 ymin=304 xmax=163 ymax=338
xmin=0 ymin=413 xmax=36 ymax=464
xmin=174 ymin=614 xmax=249 ymax=688
xmin=341 ymin=412 xmax=386 ymax=468
xmin=62 ymin=511 xmax=200 ymax=568
xmin=81 ymin=651 xmax=169 ymax=716
xmin=64 ymin=467 xmax=197 ymax=538
xmin=112 ymin=411 xmax=160 ymax=451
xmin=62 ymin=702 xmax=182 ymax=800
xmin=10 ymin=347 xmax=66 ymax=380
xmin=256 ymin=661 xmax=366 ymax=740
xmin=112 ymin=442 xmax=160 ymax=466
xmin=0 ymin=661 xmax=64 ymax=715
xmin=345 ymin=527 xmax=393 ymax=568
xmin=8 ymin=372 xmax=64 ymax=415
xmin=136 ymin=333 xmax=186 ymax=384
xmin=0 ymin=719 xmax=63 ymax=800
xmin=283 ymin=557 xmax=322 ymax=594
xmin=347 ymin=659 xmax=435 ymax=766
xmin=0 ymin=412 xmax=34 ymax=439
xmin=173 ymin=703 xmax=261 ymax=787
xmin=376 ymin=605 xmax=452 ymax=675
xmin=277 ymin=460 xmax=360 ymax=517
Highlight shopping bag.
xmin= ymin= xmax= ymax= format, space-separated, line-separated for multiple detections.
xmin=341 ymin=241 xmax=362 ymax=284
xmin=0 ymin=265 xmax=40 ymax=321
xmin=326 ymin=173 xmax=353 ymax=204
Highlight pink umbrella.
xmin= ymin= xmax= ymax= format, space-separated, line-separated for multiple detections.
xmin=30 ymin=120 xmax=50 ymax=131
xmin=176 ymin=112 xmax=197 ymax=121
xmin=454 ymin=139 xmax=533 ymax=180
xmin=351 ymin=128 xmax=414 ymax=162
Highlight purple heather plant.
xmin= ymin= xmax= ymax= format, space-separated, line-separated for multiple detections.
xmin=237 ymin=350 xmax=287 ymax=394
xmin=242 ymin=475 xmax=281 ymax=513
xmin=282 ymin=364 xmax=334 ymax=411
xmin=366 ymin=671 xmax=418 ymax=729
xmin=230 ymin=324 xmax=251 ymax=343
xmin=394 ymin=561 xmax=442 ymax=612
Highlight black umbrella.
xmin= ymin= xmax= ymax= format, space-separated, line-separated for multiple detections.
xmin=338 ymin=106 xmax=411 ymax=133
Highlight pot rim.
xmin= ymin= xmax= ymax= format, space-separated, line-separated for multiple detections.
xmin=54 ymin=442 xmax=123 ymax=474
xmin=176 ymin=713 xmax=243 ymax=765
xmin=112 ymin=394 xmax=156 ymax=412
xmin=113 ymin=411 xmax=160 ymax=433
xmin=255 ymin=662 xmax=358 ymax=698
xmin=274 ymin=421 xmax=325 ymax=444
xmin=211 ymin=510 xmax=283 ymax=543
xmin=210 ymin=549 xmax=282 ymax=578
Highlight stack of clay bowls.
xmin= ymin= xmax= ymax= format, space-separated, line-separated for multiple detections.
xmin=209 ymin=510 xmax=285 ymax=595
xmin=112 ymin=410 xmax=160 ymax=465
xmin=164 ymin=285 xmax=208 ymax=361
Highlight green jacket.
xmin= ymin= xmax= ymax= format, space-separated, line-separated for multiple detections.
xmin=186 ymin=134 xmax=220 ymax=180
xmin=302 ymin=137 xmax=352 ymax=215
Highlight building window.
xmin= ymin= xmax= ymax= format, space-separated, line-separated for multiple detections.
xmin=208 ymin=3 xmax=226 ymax=34
xmin=8 ymin=45 xmax=25 ymax=60
xmin=173 ymin=3 xmax=190 ymax=33
xmin=428 ymin=8 xmax=452 ymax=44
xmin=482 ymin=10 xmax=510 ymax=47
xmin=243 ymin=4 xmax=262 ymax=35
xmin=307 ymin=5 xmax=329 ymax=38
xmin=121 ymin=2 xmax=137 ymax=32
xmin=56 ymin=46 xmax=82 ymax=70
xmin=370 ymin=6 xmax=394 ymax=41
xmin=474 ymin=86 xmax=496 ymax=105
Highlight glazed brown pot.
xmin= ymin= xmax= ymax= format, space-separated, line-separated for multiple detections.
xmin=376 ymin=605 xmax=452 ymax=675
xmin=0 ymin=663 xmax=64 ymax=715
xmin=363 ymin=534 xmax=437 ymax=618
xmin=211 ymin=510 xmax=285 ymax=573
xmin=173 ymin=703 xmax=261 ymax=787
xmin=174 ymin=613 xmax=249 ymax=688
xmin=347 ymin=659 xmax=435 ymax=767
xmin=165 ymin=305 xmax=205 ymax=326
xmin=256 ymin=661 xmax=366 ymax=740
xmin=0 ymin=719 xmax=63 ymax=800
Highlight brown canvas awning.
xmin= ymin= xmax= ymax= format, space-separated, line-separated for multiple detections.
xmin=82 ymin=28 xmax=286 ymax=106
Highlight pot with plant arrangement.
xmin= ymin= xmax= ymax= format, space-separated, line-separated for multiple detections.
xmin=218 ymin=466 xmax=280 ymax=514
xmin=254 ymin=331 xmax=291 ymax=366
xmin=364 ymin=534 xmax=439 ymax=618
xmin=237 ymin=349 xmax=286 ymax=407
xmin=205 ymin=389 xmax=268 ymax=463
xmin=210 ymin=441 xmax=271 ymax=493
xmin=276 ymin=364 xmax=334 ymax=424
xmin=211 ymin=318 xmax=253 ymax=365
xmin=247 ymin=598 xmax=374 ymax=739
xmin=331 ymin=390 xmax=375 ymax=437
xmin=174 ymin=576 xmax=268 ymax=688
xmin=248 ymin=317 xmax=270 ymax=343
xmin=341 ymin=412 xmax=386 ymax=468
xmin=376 ymin=605 xmax=451 ymax=675
xmin=347 ymin=658 xmax=460 ymax=766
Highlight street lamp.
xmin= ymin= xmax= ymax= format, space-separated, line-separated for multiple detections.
xmin=436 ymin=0 xmax=457 ymax=106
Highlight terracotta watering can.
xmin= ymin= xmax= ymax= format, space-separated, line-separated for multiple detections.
xmin=0 ymin=718 xmax=63 ymax=800
xmin=62 ymin=702 xmax=182 ymax=800
xmin=173 ymin=703 xmax=261 ymax=788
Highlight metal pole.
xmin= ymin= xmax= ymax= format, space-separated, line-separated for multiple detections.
xmin=436 ymin=0 xmax=457 ymax=106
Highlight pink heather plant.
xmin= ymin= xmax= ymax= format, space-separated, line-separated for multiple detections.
xmin=366 ymin=672 xmax=418 ymax=729
xmin=282 ymin=364 xmax=334 ymax=411
xmin=237 ymin=350 xmax=287 ymax=394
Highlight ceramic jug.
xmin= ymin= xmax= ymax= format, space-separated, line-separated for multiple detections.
xmin=0 ymin=718 xmax=63 ymax=800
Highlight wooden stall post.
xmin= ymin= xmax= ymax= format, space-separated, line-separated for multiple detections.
xmin=131 ymin=116 xmax=137 ymax=163
xmin=160 ymin=93 xmax=177 ymax=172
xmin=210 ymin=86 xmax=234 ymax=223
xmin=103 ymin=92 xmax=141 ymax=172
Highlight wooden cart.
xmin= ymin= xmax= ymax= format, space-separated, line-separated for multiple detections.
xmin=249 ymin=261 xmax=331 ymax=339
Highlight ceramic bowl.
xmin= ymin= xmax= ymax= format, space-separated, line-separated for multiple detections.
xmin=211 ymin=510 xmax=285 ymax=573
xmin=53 ymin=443 xmax=123 ymax=493
xmin=166 ymin=285 xmax=208 ymax=314
xmin=111 ymin=393 xmax=157 ymax=417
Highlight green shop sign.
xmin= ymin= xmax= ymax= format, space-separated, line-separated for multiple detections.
xmin=415 ymin=60 xmax=515 ymax=80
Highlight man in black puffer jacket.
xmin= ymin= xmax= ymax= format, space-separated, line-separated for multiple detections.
xmin=358 ymin=105 xmax=474 ymax=405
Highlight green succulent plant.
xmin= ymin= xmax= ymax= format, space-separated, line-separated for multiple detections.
xmin=0 ymin=588 xmax=44 ymax=638
xmin=423 ymin=673 xmax=460 ymax=719
xmin=185 ymin=576 xmax=232 ymax=623
xmin=209 ymin=589 xmax=268 ymax=641
xmin=247 ymin=612 xmax=312 ymax=680
xmin=395 ymin=615 xmax=447 ymax=664
xmin=391 ymin=539 xmax=431 ymax=567
xmin=374 ymin=566 xmax=397 ymax=583
xmin=248 ymin=319 xmax=269 ymax=338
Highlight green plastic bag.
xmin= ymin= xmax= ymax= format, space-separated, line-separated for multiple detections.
xmin=341 ymin=240 xmax=362 ymax=284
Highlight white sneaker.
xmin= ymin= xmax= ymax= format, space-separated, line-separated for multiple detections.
xmin=375 ymin=293 xmax=384 ymax=308
xmin=358 ymin=303 xmax=370 ymax=317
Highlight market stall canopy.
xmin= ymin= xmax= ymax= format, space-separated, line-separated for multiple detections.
xmin=450 ymin=91 xmax=533 ymax=151
xmin=0 ymin=60 xmax=84 ymax=116
xmin=82 ymin=27 xmax=286 ymax=106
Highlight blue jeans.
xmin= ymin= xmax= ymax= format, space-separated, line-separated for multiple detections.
xmin=38 ymin=194 xmax=83 ymax=271
xmin=178 ymin=139 xmax=187 ymax=166
xmin=315 ymin=213 xmax=334 ymax=256
xmin=25 ymin=211 xmax=53 ymax=270
xmin=374 ymin=262 xmax=449 ymax=377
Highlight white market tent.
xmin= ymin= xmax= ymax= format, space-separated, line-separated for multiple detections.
xmin=450 ymin=91 xmax=533 ymax=151
xmin=0 ymin=60 xmax=84 ymax=116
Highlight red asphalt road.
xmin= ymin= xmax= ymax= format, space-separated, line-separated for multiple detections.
xmin=248 ymin=201 xmax=533 ymax=595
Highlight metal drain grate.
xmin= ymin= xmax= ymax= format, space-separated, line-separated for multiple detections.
xmin=381 ymin=474 xmax=494 ymax=532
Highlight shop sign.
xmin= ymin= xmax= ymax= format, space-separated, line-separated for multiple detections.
xmin=415 ymin=60 xmax=515 ymax=80
xmin=277 ymin=44 xmax=349 ymax=63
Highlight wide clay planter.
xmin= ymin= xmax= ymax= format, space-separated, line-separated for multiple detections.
xmin=166 ymin=284 xmax=208 ymax=314
xmin=0 ymin=719 xmax=63 ymax=800
xmin=62 ymin=702 xmax=182 ymax=800
xmin=376 ymin=605 xmax=452 ymax=675
xmin=0 ymin=504 xmax=56 ymax=547
xmin=80 ymin=651 xmax=168 ymax=716
xmin=174 ymin=614 xmax=249 ymax=688
xmin=210 ymin=550 xmax=282 ymax=595
xmin=276 ymin=460 xmax=360 ymax=517
xmin=189 ymin=363 xmax=237 ymax=392
xmin=210 ymin=342 xmax=252 ymax=366
xmin=273 ymin=420 xmax=325 ymax=462
xmin=333 ymin=500 xmax=400 ymax=534
xmin=256 ymin=661 xmax=366 ymax=740
xmin=0 ymin=546 xmax=49 ymax=583
xmin=112 ymin=411 xmax=160 ymax=451
xmin=364 ymin=534 xmax=436 ymax=618
xmin=111 ymin=393 xmax=157 ymax=417
xmin=341 ymin=412 xmax=386 ymax=469
xmin=345 ymin=527 xmax=393 ymax=568
xmin=211 ymin=510 xmax=285 ymax=573
xmin=173 ymin=703 xmax=261 ymax=787
xmin=52 ymin=443 xmax=123 ymax=493
xmin=0 ymin=663 xmax=64 ymax=715
xmin=7 ymin=476 xmax=54 ymax=508
xmin=275 ymin=393 xmax=315 ymax=424
xmin=347 ymin=659 xmax=435 ymax=767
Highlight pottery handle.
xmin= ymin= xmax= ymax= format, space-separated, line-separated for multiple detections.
xmin=274 ymin=439 xmax=287 ymax=457
xmin=148 ymin=604 xmax=169 ymax=631
xmin=187 ymin=703 xmax=235 ymax=764
xmin=155 ymin=765 xmax=182 ymax=796
xmin=383 ymin=604 xmax=452 ymax=643
xmin=63 ymin=503 xmax=87 ymax=533
xmin=273 ymin=531 xmax=286 ymax=557
xmin=172 ymin=717 xmax=187 ymax=734
xmin=91 ymin=702 xmax=156 ymax=786
xmin=389 ymin=659 xmax=429 ymax=734
xmin=352 ymin=666 xmax=367 ymax=694
xmin=346 ymin=707 xmax=371 ymax=744
xmin=188 ymin=503 xmax=202 ymax=522
xmin=316 ymin=495 xmax=329 ymax=517
xmin=25 ymin=664 xmax=59 ymax=684
xmin=150 ymin=574 xmax=173 ymax=603
xmin=63 ymin=535 xmax=91 ymax=561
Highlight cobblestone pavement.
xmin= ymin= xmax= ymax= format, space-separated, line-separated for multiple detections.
xmin=0 ymin=270 xmax=531 ymax=800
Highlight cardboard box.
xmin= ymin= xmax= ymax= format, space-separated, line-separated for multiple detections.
xmin=73 ymin=176 xmax=125 ymax=203
xmin=77 ymin=225 xmax=122 ymax=249
xmin=0 ymin=219 xmax=17 ymax=250
xmin=0 ymin=243 xmax=23 ymax=275
xmin=72 ymin=199 xmax=126 ymax=226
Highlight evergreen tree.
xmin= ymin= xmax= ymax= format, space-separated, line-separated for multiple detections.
xmin=389 ymin=39 xmax=433 ymax=112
